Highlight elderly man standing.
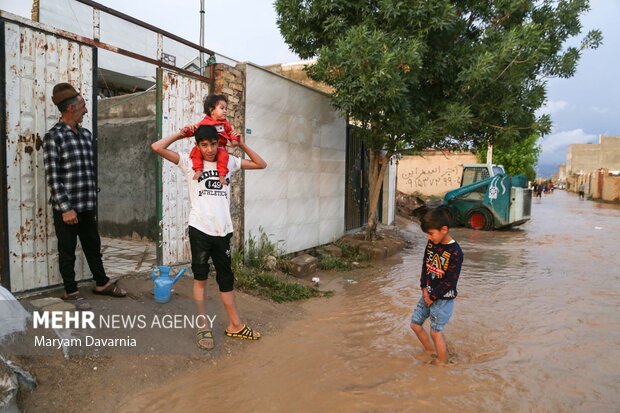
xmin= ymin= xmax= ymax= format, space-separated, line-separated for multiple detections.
xmin=43 ymin=83 xmax=126 ymax=310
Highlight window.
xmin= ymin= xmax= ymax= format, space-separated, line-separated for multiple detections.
xmin=462 ymin=167 xmax=490 ymax=186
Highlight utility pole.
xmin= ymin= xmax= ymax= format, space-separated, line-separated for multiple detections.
xmin=486 ymin=143 xmax=493 ymax=164
xmin=199 ymin=0 xmax=205 ymax=76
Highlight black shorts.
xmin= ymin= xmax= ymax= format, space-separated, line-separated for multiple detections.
xmin=188 ymin=226 xmax=234 ymax=292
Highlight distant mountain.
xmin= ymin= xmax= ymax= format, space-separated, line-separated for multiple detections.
xmin=536 ymin=163 xmax=559 ymax=178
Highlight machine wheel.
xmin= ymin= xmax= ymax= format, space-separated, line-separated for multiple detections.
xmin=436 ymin=206 xmax=459 ymax=227
xmin=466 ymin=208 xmax=494 ymax=231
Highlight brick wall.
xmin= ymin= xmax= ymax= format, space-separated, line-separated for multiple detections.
xmin=213 ymin=63 xmax=246 ymax=252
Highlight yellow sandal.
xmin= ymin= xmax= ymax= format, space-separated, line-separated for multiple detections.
xmin=224 ymin=324 xmax=260 ymax=340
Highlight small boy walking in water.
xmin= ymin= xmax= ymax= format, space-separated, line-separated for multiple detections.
xmin=410 ymin=208 xmax=463 ymax=364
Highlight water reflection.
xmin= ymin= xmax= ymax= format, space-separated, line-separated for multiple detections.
xmin=119 ymin=191 xmax=620 ymax=412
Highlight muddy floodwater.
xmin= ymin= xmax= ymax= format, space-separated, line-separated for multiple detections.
xmin=119 ymin=190 xmax=620 ymax=412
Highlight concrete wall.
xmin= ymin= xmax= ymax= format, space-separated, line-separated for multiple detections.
xmin=244 ymin=64 xmax=346 ymax=254
xmin=567 ymin=170 xmax=620 ymax=203
xmin=600 ymin=136 xmax=620 ymax=171
xmin=397 ymin=152 xmax=478 ymax=196
xmin=566 ymin=136 xmax=620 ymax=174
xmin=97 ymin=90 xmax=158 ymax=240
xmin=567 ymin=173 xmax=592 ymax=195
xmin=558 ymin=164 xmax=567 ymax=181
xmin=381 ymin=158 xmax=397 ymax=225
xmin=601 ymin=175 xmax=620 ymax=202
xmin=567 ymin=144 xmax=600 ymax=175
xmin=265 ymin=60 xmax=333 ymax=94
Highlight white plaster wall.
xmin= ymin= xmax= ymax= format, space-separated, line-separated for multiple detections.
xmin=244 ymin=65 xmax=346 ymax=254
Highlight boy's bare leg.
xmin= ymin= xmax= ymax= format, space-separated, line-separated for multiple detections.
xmin=193 ymin=279 xmax=214 ymax=349
xmin=430 ymin=330 xmax=448 ymax=364
xmin=410 ymin=323 xmax=435 ymax=355
xmin=220 ymin=291 xmax=261 ymax=337
xmin=193 ymin=280 xmax=209 ymax=328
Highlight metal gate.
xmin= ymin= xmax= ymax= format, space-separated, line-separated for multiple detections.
xmin=345 ymin=125 xmax=369 ymax=231
xmin=1 ymin=4 xmax=216 ymax=292
xmin=1 ymin=16 xmax=95 ymax=292
xmin=157 ymin=69 xmax=210 ymax=265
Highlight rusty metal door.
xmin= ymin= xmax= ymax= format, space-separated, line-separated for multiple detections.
xmin=156 ymin=69 xmax=210 ymax=265
xmin=2 ymin=18 xmax=95 ymax=292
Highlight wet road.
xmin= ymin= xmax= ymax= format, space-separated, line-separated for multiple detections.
xmin=119 ymin=190 xmax=620 ymax=412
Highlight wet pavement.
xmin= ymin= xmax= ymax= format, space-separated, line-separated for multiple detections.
xmin=118 ymin=190 xmax=620 ymax=412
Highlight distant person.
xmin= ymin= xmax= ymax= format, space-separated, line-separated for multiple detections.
xmin=578 ymin=183 xmax=585 ymax=200
xmin=181 ymin=94 xmax=239 ymax=187
xmin=151 ymin=123 xmax=267 ymax=350
xmin=536 ymin=184 xmax=543 ymax=199
xmin=410 ymin=208 xmax=463 ymax=365
xmin=43 ymin=83 xmax=127 ymax=311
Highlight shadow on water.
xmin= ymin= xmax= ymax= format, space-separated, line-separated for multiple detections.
xmin=118 ymin=191 xmax=620 ymax=413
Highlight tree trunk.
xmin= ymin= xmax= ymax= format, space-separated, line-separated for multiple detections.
xmin=486 ymin=143 xmax=493 ymax=164
xmin=365 ymin=149 xmax=390 ymax=240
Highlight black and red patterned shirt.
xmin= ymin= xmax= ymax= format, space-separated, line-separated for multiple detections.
xmin=420 ymin=240 xmax=463 ymax=301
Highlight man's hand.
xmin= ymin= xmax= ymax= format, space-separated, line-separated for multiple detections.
xmin=62 ymin=209 xmax=78 ymax=225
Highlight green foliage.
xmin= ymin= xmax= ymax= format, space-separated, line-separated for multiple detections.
xmin=477 ymin=134 xmax=541 ymax=181
xmin=319 ymin=242 xmax=371 ymax=271
xmin=233 ymin=229 xmax=331 ymax=302
xmin=275 ymin=0 xmax=601 ymax=150
xmin=235 ymin=266 xmax=331 ymax=303
xmin=319 ymin=255 xmax=352 ymax=271
xmin=276 ymin=0 xmax=600 ymax=238
xmin=245 ymin=227 xmax=282 ymax=270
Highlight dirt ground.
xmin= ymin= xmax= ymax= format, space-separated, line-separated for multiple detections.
xmin=6 ymin=274 xmax=305 ymax=413
xmin=4 ymin=228 xmax=409 ymax=413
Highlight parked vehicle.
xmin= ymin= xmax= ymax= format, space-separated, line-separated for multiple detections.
xmin=416 ymin=164 xmax=532 ymax=230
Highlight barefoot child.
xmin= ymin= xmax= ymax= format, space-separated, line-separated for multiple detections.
xmin=410 ymin=208 xmax=463 ymax=364
xmin=182 ymin=94 xmax=238 ymax=186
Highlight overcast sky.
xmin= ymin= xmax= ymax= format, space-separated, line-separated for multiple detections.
xmin=2 ymin=0 xmax=617 ymax=175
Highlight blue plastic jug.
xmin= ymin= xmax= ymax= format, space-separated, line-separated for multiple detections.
xmin=151 ymin=266 xmax=186 ymax=304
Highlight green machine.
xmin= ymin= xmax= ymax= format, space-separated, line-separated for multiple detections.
xmin=432 ymin=164 xmax=532 ymax=230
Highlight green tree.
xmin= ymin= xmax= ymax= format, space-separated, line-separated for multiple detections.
xmin=275 ymin=0 xmax=601 ymax=239
xmin=476 ymin=135 xmax=541 ymax=181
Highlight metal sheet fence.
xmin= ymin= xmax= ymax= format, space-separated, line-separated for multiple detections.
xmin=158 ymin=69 xmax=209 ymax=265
xmin=3 ymin=20 xmax=94 ymax=292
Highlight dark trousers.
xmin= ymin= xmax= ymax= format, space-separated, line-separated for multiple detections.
xmin=188 ymin=226 xmax=234 ymax=292
xmin=53 ymin=210 xmax=109 ymax=294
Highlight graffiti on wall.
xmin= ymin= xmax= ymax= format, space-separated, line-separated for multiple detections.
xmin=400 ymin=166 xmax=461 ymax=190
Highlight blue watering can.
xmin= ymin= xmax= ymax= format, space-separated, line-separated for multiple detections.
xmin=151 ymin=266 xmax=186 ymax=304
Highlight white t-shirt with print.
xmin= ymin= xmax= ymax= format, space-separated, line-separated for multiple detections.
xmin=177 ymin=153 xmax=241 ymax=236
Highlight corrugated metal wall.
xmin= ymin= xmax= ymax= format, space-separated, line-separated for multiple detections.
xmin=159 ymin=69 xmax=209 ymax=265
xmin=3 ymin=21 xmax=94 ymax=292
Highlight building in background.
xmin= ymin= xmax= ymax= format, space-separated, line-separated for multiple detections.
xmin=564 ymin=136 xmax=620 ymax=202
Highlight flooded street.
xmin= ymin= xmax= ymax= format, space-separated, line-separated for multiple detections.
xmin=119 ymin=190 xmax=620 ymax=412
